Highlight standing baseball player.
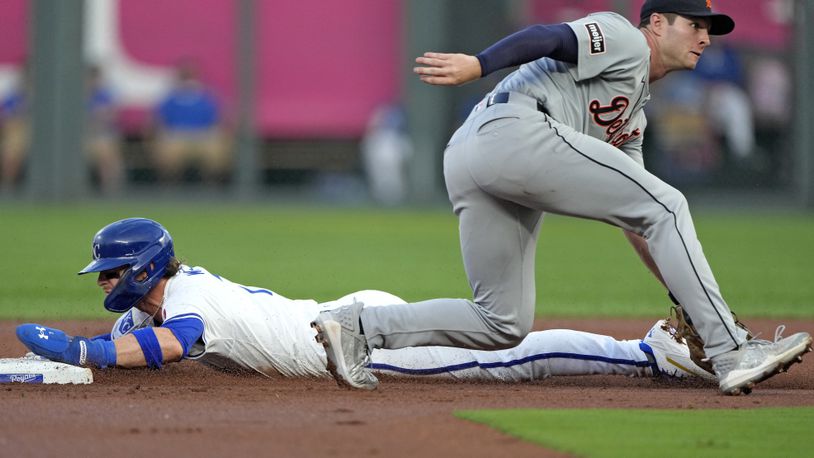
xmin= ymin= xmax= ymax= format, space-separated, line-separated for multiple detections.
xmin=16 ymin=218 xmax=713 ymax=382
xmin=311 ymin=0 xmax=812 ymax=395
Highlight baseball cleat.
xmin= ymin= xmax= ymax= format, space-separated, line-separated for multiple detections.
xmin=310 ymin=301 xmax=378 ymax=390
xmin=713 ymin=330 xmax=812 ymax=396
xmin=314 ymin=332 xmax=325 ymax=344
xmin=640 ymin=319 xmax=717 ymax=381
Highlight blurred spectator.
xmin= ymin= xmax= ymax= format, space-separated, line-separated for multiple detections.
xmin=360 ymin=103 xmax=412 ymax=205
xmin=85 ymin=65 xmax=124 ymax=194
xmin=151 ymin=60 xmax=231 ymax=184
xmin=0 ymin=64 xmax=125 ymax=195
xmin=0 ymin=64 xmax=30 ymax=193
xmin=646 ymin=72 xmax=719 ymax=184
xmin=748 ymin=56 xmax=792 ymax=127
xmin=693 ymin=42 xmax=758 ymax=164
xmin=746 ymin=55 xmax=793 ymax=182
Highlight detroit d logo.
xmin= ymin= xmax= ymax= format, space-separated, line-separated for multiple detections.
xmin=584 ymin=22 xmax=605 ymax=55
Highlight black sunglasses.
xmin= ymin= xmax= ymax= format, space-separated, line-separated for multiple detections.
xmin=99 ymin=267 xmax=126 ymax=280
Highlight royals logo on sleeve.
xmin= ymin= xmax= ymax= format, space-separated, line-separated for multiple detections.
xmin=117 ymin=310 xmax=135 ymax=335
xmin=584 ymin=22 xmax=606 ymax=55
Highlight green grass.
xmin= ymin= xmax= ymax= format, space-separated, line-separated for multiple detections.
xmin=0 ymin=203 xmax=812 ymax=319
xmin=456 ymin=407 xmax=814 ymax=458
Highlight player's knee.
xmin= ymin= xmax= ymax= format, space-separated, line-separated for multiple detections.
xmin=489 ymin=317 xmax=532 ymax=349
xmin=663 ymin=187 xmax=689 ymax=212
xmin=491 ymin=329 xmax=529 ymax=349
xmin=647 ymin=186 xmax=689 ymax=228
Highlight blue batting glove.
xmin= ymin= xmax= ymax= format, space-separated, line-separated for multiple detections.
xmin=16 ymin=324 xmax=117 ymax=368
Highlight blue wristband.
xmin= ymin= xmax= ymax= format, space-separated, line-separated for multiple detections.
xmin=82 ymin=338 xmax=118 ymax=368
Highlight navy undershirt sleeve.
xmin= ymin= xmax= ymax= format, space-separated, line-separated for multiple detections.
xmin=475 ymin=23 xmax=578 ymax=77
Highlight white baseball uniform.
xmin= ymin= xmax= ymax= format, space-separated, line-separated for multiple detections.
xmin=110 ymin=265 xmax=653 ymax=381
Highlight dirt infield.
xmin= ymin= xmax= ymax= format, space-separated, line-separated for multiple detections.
xmin=2 ymin=318 xmax=812 ymax=457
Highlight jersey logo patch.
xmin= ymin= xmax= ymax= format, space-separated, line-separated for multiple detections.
xmin=117 ymin=310 xmax=135 ymax=335
xmin=588 ymin=96 xmax=641 ymax=146
xmin=585 ymin=22 xmax=605 ymax=55
xmin=589 ymin=96 xmax=629 ymax=127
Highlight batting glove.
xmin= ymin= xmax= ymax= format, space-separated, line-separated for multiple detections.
xmin=16 ymin=324 xmax=117 ymax=368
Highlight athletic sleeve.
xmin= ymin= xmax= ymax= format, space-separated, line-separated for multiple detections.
xmin=162 ymin=314 xmax=205 ymax=358
xmin=566 ymin=12 xmax=648 ymax=81
xmin=476 ymin=23 xmax=578 ymax=76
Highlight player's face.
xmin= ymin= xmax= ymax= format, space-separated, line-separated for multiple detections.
xmin=97 ymin=266 xmax=126 ymax=294
xmin=661 ymin=15 xmax=711 ymax=71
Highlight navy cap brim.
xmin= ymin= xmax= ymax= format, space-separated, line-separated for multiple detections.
xmin=692 ymin=12 xmax=735 ymax=35
xmin=669 ymin=10 xmax=735 ymax=35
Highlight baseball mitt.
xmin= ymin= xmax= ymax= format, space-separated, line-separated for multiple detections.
xmin=668 ymin=304 xmax=754 ymax=375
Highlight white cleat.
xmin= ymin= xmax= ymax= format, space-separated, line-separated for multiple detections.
xmin=713 ymin=329 xmax=812 ymax=396
xmin=310 ymin=301 xmax=378 ymax=390
xmin=641 ymin=319 xmax=717 ymax=382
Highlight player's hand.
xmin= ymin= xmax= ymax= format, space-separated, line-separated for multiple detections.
xmin=16 ymin=324 xmax=116 ymax=368
xmin=414 ymin=52 xmax=482 ymax=86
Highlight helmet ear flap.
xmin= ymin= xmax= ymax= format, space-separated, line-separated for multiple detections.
xmin=131 ymin=244 xmax=166 ymax=278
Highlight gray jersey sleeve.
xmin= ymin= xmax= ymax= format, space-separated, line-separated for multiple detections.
xmin=566 ymin=12 xmax=649 ymax=81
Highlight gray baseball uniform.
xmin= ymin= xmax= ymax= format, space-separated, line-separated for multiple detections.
xmin=361 ymin=12 xmax=747 ymax=358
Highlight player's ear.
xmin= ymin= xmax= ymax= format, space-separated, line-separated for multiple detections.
xmin=649 ymin=13 xmax=666 ymax=35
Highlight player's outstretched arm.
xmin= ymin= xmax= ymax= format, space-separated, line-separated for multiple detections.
xmin=16 ymin=323 xmax=189 ymax=370
xmin=414 ymin=24 xmax=577 ymax=87
xmin=414 ymin=52 xmax=482 ymax=86
xmin=114 ymin=328 xmax=184 ymax=368
xmin=113 ymin=316 xmax=205 ymax=369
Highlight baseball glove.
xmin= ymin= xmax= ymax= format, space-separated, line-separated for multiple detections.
xmin=668 ymin=304 xmax=754 ymax=375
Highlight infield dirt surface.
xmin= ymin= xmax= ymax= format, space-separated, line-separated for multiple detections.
xmin=2 ymin=318 xmax=812 ymax=457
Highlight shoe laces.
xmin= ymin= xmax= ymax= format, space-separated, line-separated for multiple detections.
xmin=746 ymin=324 xmax=786 ymax=347
xmin=712 ymin=325 xmax=789 ymax=374
xmin=659 ymin=321 xmax=685 ymax=345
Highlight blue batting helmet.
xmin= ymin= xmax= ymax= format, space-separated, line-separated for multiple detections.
xmin=79 ymin=218 xmax=175 ymax=313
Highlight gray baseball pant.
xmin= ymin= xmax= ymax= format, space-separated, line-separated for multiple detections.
xmin=361 ymin=92 xmax=747 ymax=358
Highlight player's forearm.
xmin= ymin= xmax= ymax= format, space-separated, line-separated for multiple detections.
xmin=113 ymin=328 xmax=184 ymax=368
xmin=624 ymin=230 xmax=667 ymax=289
